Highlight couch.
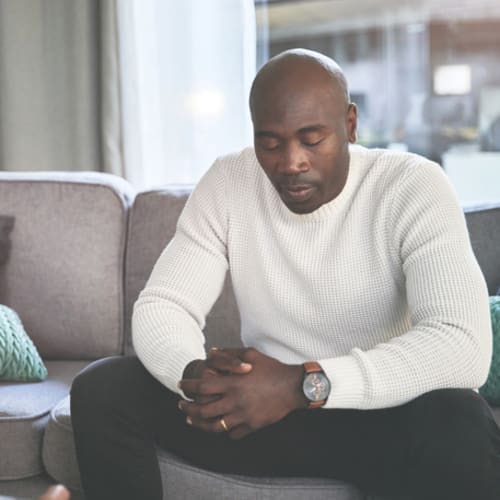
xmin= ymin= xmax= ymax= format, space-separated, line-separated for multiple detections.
xmin=0 ymin=171 xmax=499 ymax=500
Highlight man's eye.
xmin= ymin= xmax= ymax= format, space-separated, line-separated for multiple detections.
xmin=258 ymin=139 xmax=280 ymax=151
xmin=302 ymin=136 xmax=324 ymax=147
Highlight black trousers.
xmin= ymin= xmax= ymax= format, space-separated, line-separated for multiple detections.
xmin=70 ymin=356 xmax=500 ymax=500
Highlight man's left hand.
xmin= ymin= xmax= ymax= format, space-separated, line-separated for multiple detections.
xmin=179 ymin=348 xmax=307 ymax=439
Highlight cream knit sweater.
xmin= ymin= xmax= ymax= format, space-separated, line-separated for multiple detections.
xmin=132 ymin=145 xmax=492 ymax=410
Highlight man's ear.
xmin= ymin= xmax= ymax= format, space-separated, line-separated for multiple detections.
xmin=347 ymin=103 xmax=357 ymax=143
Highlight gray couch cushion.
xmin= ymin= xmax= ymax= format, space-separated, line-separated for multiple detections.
xmin=0 ymin=215 xmax=15 ymax=265
xmin=0 ymin=361 xmax=89 ymax=480
xmin=158 ymin=448 xmax=363 ymax=500
xmin=464 ymin=203 xmax=500 ymax=295
xmin=42 ymin=395 xmax=81 ymax=492
xmin=0 ymin=172 xmax=134 ymax=359
xmin=125 ymin=187 xmax=241 ymax=355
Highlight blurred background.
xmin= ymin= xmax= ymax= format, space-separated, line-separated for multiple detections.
xmin=0 ymin=0 xmax=499 ymax=204
xmin=257 ymin=0 xmax=500 ymax=205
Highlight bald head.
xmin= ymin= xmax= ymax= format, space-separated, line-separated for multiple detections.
xmin=249 ymin=48 xmax=357 ymax=214
xmin=249 ymin=49 xmax=350 ymax=118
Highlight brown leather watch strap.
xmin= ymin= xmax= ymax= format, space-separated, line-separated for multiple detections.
xmin=308 ymin=399 xmax=325 ymax=409
xmin=303 ymin=361 xmax=323 ymax=374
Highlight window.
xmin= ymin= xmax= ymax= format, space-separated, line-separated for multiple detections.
xmin=256 ymin=0 xmax=500 ymax=205
xmin=118 ymin=0 xmax=256 ymax=189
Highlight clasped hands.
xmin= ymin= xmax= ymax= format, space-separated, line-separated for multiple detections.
xmin=178 ymin=347 xmax=306 ymax=440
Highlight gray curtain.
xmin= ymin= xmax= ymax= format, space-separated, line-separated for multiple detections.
xmin=0 ymin=0 xmax=124 ymax=176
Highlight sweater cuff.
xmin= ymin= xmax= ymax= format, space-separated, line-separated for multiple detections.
xmin=318 ymin=354 xmax=366 ymax=409
xmin=144 ymin=348 xmax=207 ymax=401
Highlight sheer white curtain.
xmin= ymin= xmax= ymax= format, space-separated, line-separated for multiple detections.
xmin=117 ymin=0 xmax=256 ymax=189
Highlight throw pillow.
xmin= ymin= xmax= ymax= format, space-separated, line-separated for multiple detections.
xmin=0 ymin=215 xmax=15 ymax=265
xmin=479 ymin=296 xmax=500 ymax=405
xmin=0 ymin=304 xmax=48 ymax=382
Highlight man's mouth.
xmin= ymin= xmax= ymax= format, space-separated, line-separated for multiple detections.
xmin=280 ymin=184 xmax=315 ymax=203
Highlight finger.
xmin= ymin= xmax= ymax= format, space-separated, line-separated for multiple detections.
xmin=179 ymin=377 xmax=227 ymax=397
xmin=208 ymin=347 xmax=251 ymax=370
xmin=39 ymin=485 xmax=71 ymax=500
xmin=239 ymin=347 xmax=260 ymax=363
xmin=214 ymin=347 xmax=249 ymax=357
xmin=194 ymin=394 xmax=220 ymax=405
xmin=187 ymin=413 xmax=241 ymax=434
xmin=207 ymin=348 xmax=252 ymax=374
xmin=201 ymin=366 xmax=218 ymax=376
xmin=214 ymin=347 xmax=259 ymax=365
xmin=219 ymin=347 xmax=261 ymax=365
xmin=178 ymin=398 xmax=234 ymax=421
xmin=228 ymin=424 xmax=253 ymax=440
xmin=185 ymin=416 xmax=220 ymax=433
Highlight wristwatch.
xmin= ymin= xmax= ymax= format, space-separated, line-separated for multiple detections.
xmin=302 ymin=361 xmax=331 ymax=408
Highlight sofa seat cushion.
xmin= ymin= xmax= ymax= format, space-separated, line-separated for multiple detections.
xmin=157 ymin=448 xmax=363 ymax=500
xmin=42 ymin=395 xmax=82 ymax=492
xmin=0 ymin=361 xmax=89 ymax=480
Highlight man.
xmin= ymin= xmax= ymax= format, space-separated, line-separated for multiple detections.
xmin=71 ymin=49 xmax=499 ymax=499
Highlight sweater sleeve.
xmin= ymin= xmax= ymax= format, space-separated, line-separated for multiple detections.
xmin=320 ymin=157 xmax=492 ymax=409
xmin=132 ymin=159 xmax=229 ymax=396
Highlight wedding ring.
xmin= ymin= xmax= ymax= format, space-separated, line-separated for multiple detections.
xmin=220 ymin=418 xmax=229 ymax=432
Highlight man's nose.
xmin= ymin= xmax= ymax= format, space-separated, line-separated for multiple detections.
xmin=277 ymin=143 xmax=309 ymax=175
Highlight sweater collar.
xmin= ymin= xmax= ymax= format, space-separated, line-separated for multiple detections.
xmin=258 ymin=144 xmax=365 ymax=223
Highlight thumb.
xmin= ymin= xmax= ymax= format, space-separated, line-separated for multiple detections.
xmin=208 ymin=347 xmax=252 ymax=373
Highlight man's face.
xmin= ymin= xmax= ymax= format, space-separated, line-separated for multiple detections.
xmin=251 ymin=78 xmax=357 ymax=214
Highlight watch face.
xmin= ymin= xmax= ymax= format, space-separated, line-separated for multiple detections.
xmin=303 ymin=372 xmax=330 ymax=402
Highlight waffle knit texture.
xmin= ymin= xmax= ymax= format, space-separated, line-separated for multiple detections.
xmin=133 ymin=145 xmax=492 ymax=410
xmin=0 ymin=304 xmax=47 ymax=381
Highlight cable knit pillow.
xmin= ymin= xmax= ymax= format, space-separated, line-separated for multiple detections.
xmin=479 ymin=297 xmax=500 ymax=406
xmin=0 ymin=215 xmax=15 ymax=265
xmin=0 ymin=305 xmax=48 ymax=382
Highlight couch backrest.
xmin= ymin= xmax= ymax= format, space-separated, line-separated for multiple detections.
xmin=465 ymin=203 xmax=500 ymax=295
xmin=124 ymin=188 xmax=242 ymax=354
xmin=0 ymin=172 xmax=134 ymax=359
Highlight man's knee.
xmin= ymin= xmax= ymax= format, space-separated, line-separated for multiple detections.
xmin=406 ymin=389 xmax=500 ymax=498
xmin=71 ymin=356 xmax=144 ymax=415
xmin=409 ymin=388 xmax=493 ymax=441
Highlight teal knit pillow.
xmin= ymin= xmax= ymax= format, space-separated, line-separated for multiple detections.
xmin=0 ymin=305 xmax=48 ymax=382
xmin=479 ymin=297 xmax=500 ymax=406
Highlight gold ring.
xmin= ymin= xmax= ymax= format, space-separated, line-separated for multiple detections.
xmin=220 ymin=418 xmax=229 ymax=432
